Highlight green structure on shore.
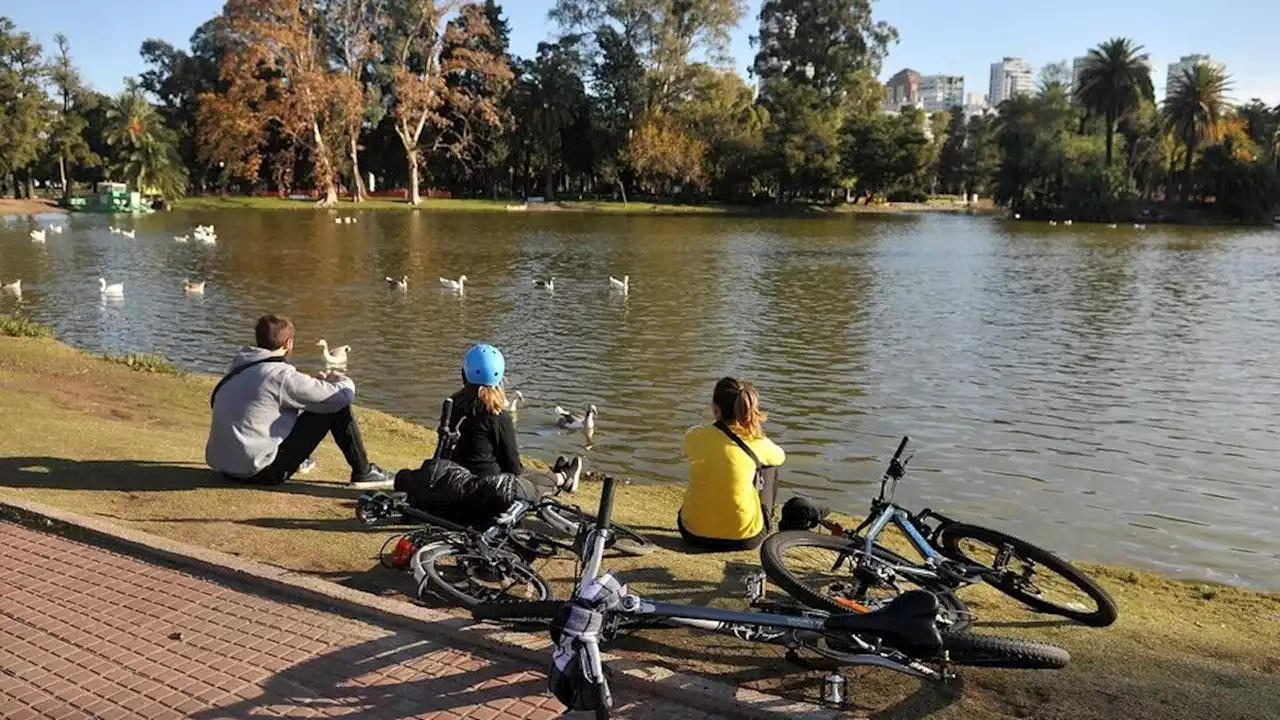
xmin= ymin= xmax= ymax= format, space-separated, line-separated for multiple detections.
xmin=60 ymin=182 xmax=154 ymax=214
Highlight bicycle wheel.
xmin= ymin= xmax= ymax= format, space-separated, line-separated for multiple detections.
xmin=538 ymin=502 xmax=656 ymax=557
xmin=936 ymin=523 xmax=1117 ymax=627
xmin=942 ymin=632 xmax=1070 ymax=669
xmin=417 ymin=545 xmax=552 ymax=608
xmin=760 ymin=531 xmax=971 ymax=632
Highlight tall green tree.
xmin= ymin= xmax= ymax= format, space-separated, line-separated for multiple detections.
xmin=0 ymin=17 xmax=49 ymax=198
xmin=46 ymin=33 xmax=99 ymax=196
xmin=936 ymin=107 xmax=967 ymax=194
xmin=591 ymin=25 xmax=645 ymax=201
xmin=104 ymin=82 xmax=188 ymax=200
xmin=1074 ymin=37 xmax=1154 ymax=165
xmin=511 ymin=39 xmax=589 ymax=198
xmin=1237 ymin=99 xmax=1278 ymax=166
xmin=140 ymin=20 xmax=223 ymax=193
xmin=1163 ymin=63 xmax=1232 ymax=202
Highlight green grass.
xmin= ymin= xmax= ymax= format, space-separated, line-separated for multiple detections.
xmin=0 ymin=316 xmax=52 ymax=339
xmin=100 ymin=352 xmax=185 ymax=375
xmin=0 ymin=335 xmax=1277 ymax=718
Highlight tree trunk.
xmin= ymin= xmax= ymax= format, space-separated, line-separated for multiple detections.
xmin=407 ymin=148 xmax=421 ymax=205
xmin=543 ymin=161 xmax=554 ymax=200
xmin=59 ymin=154 xmax=69 ymax=198
xmin=1104 ymin=113 xmax=1115 ymax=165
xmin=349 ymin=135 xmax=367 ymax=202
xmin=1182 ymin=138 xmax=1196 ymax=203
xmin=312 ymin=121 xmax=339 ymax=207
xmin=618 ymin=177 xmax=628 ymax=205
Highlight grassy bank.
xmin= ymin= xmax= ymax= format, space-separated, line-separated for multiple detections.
xmin=0 ymin=333 xmax=1277 ymax=719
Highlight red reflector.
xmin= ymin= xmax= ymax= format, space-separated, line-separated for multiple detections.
xmin=391 ymin=537 xmax=416 ymax=569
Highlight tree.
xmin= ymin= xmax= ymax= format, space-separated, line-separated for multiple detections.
xmin=0 ymin=18 xmax=49 ymax=198
xmin=1074 ymin=38 xmax=1154 ymax=165
xmin=936 ymin=107 xmax=967 ymax=194
xmin=325 ymin=0 xmax=383 ymax=201
xmin=591 ymin=25 xmax=645 ymax=201
xmin=1238 ymin=99 xmax=1278 ymax=166
xmin=104 ymin=83 xmax=188 ymax=199
xmin=627 ymin=111 xmax=706 ymax=194
xmin=843 ymin=106 xmax=929 ymax=201
xmin=512 ymin=39 xmax=589 ymax=199
xmin=46 ymin=33 xmax=99 ymax=196
xmin=1163 ymin=63 xmax=1232 ymax=202
xmin=140 ymin=20 xmax=223 ymax=192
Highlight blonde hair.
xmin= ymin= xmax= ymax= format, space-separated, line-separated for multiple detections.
xmin=714 ymin=377 xmax=767 ymax=440
xmin=478 ymin=385 xmax=507 ymax=415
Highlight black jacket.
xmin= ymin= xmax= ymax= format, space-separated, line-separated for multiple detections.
xmin=449 ymin=387 xmax=522 ymax=477
xmin=394 ymin=458 xmax=521 ymax=527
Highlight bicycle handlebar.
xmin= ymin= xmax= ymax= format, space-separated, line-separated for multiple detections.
xmin=891 ymin=436 xmax=909 ymax=464
xmin=438 ymin=398 xmax=453 ymax=430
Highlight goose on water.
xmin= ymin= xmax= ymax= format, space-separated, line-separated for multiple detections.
xmin=1048 ymin=220 xmax=1058 ymax=227
xmin=108 ymin=226 xmax=120 ymax=235
xmin=316 ymin=339 xmax=350 ymax=368
xmin=533 ymin=277 xmax=554 ymax=291
xmin=386 ymin=275 xmax=409 ymax=290
xmin=440 ymin=275 xmax=467 ymax=291
xmin=1108 ymin=223 xmax=1118 ymax=229
xmin=49 ymin=225 xmax=63 ymax=234
xmin=121 ymin=229 xmax=136 ymax=239
xmin=1063 ymin=220 xmax=1073 ymax=226
xmin=335 ymin=218 xmax=343 ymax=224
xmin=507 ymin=390 xmax=525 ymax=413
xmin=555 ymin=404 xmax=598 ymax=431
xmin=29 ymin=229 xmax=46 ymax=243
xmin=609 ymin=275 xmax=629 ymax=294
xmin=174 ymin=235 xmax=190 ymax=243
xmin=182 ymin=278 xmax=206 ymax=294
xmin=199 ymin=234 xmax=217 ymax=245
xmin=98 ymin=278 xmax=124 ymax=297
xmin=1 ymin=279 xmax=20 ymax=294
xmin=1134 ymin=223 xmax=1147 ymax=230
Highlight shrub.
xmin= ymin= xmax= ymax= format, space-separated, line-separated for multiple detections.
xmin=0 ymin=315 xmax=53 ymax=339
xmin=101 ymin=352 xmax=185 ymax=375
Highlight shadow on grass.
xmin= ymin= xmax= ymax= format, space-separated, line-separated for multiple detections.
xmin=0 ymin=456 xmax=361 ymax=500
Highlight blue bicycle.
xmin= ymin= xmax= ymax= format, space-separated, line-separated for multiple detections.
xmin=761 ymin=437 xmax=1118 ymax=629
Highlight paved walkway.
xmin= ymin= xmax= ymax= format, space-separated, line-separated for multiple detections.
xmin=0 ymin=522 xmax=722 ymax=719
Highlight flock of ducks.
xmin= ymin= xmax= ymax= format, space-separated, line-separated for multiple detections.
xmin=1014 ymin=214 xmax=1148 ymax=230
xmin=175 ymin=225 xmax=218 ymax=245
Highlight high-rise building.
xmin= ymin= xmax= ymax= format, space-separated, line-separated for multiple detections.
xmin=1165 ymin=54 xmax=1226 ymax=98
xmin=920 ymin=75 xmax=965 ymax=113
xmin=964 ymin=92 xmax=990 ymax=118
xmin=1072 ymin=56 xmax=1089 ymax=95
xmin=883 ymin=68 xmax=923 ymax=112
xmin=989 ymin=57 xmax=1035 ymax=106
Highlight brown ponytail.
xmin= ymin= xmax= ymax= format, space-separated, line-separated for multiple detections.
xmin=713 ymin=377 xmax=767 ymax=440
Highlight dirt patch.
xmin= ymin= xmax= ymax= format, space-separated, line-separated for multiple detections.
xmin=0 ymin=197 xmax=66 ymax=216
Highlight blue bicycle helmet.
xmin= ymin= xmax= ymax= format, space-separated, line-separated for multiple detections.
xmin=463 ymin=344 xmax=505 ymax=386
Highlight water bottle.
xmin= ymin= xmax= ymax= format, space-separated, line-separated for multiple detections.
xmin=821 ymin=672 xmax=847 ymax=708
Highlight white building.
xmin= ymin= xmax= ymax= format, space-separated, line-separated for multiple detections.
xmin=964 ymin=92 xmax=990 ymax=118
xmin=920 ymin=74 xmax=965 ymax=113
xmin=1165 ymin=54 xmax=1226 ymax=98
xmin=989 ymin=57 xmax=1035 ymax=107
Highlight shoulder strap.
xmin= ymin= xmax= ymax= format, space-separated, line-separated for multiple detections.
xmin=715 ymin=421 xmax=762 ymax=468
xmin=209 ymin=356 xmax=288 ymax=408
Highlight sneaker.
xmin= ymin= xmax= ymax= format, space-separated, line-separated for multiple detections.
xmin=297 ymin=457 xmax=317 ymax=475
xmin=349 ymin=463 xmax=395 ymax=490
xmin=555 ymin=457 xmax=582 ymax=494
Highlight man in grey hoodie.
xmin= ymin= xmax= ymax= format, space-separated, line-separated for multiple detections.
xmin=205 ymin=314 xmax=394 ymax=489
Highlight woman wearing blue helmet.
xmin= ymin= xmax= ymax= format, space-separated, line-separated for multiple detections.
xmin=449 ymin=343 xmax=582 ymax=494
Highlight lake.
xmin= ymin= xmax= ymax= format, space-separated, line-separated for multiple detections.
xmin=2 ymin=208 xmax=1277 ymax=589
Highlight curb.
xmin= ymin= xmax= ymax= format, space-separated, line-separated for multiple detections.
xmin=0 ymin=496 xmax=838 ymax=720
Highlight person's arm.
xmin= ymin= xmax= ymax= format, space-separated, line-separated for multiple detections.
xmin=279 ymin=369 xmax=355 ymax=413
xmin=758 ymin=436 xmax=786 ymax=466
xmin=495 ymin=413 xmax=523 ymax=474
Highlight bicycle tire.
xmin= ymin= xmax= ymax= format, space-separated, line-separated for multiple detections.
xmin=936 ymin=523 xmax=1117 ymax=627
xmin=760 ymin=531 xmax=971 ymax=632
xmin=942 ymin=632 xmax=1071 ymax=669
xmin=538 ymin=502 xmax=657 ymax=557
xmin=417 ymin=545 xmax=552 ymax=608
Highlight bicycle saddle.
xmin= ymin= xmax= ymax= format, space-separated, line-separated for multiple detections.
xmin=822 ymin=590 xmax=944 ymax=655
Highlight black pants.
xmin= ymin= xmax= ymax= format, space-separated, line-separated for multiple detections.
xmin=677 ymin=512 xmax=767 ymax=552
xmin=239 ymin=407 xmax=371 ymax=485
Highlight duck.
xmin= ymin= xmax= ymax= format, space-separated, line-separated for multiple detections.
xmin=533 ymin=277 xmax=554 ymax=292
xmin=609 ymin=275 xmax=629 ymax=294
xmin=120 ymin=229 xmax=136 ymax=239
xmin=98 ymin=278 xmax=124 ymax=297
xmin=439 ymin=275 xmax=467 ymax=291
xmin=49 ymin=224 xmax=63 ymax=234
xmin=1048 ymin=220 xmax=1058 ymax=227
xmin=108 ymin=226 xmax=121 ymax=235
xmin=507 ymin=390 xmax=525 ymax=413
xmin=1 ymin=279 xmax=20 ymax=294
xmin=198 ymin=232 xmax=217 ymax=245
xmin=1108 ymin=223 xmax=1118 ymax=229
xmin=1063 ymin=219 xmax=1073 ymax=226
xmin=334 ymin=217 xmax=343 ymax=224
xmin=1133 ymin=223 xmax=1147 ymax=230
xmin=555 ymin=404 xmax=598 ymax=431
xmin=386 ymin=275 xmax=408 ymax=290
xmin=174 ymin=235 xmax=190 ymax=243
xmin=316 ymin=339 xmax=350 ymax=368
xmin=182 ymin=278 xmax=205 ymax=294
xmin=29 ymin=229 xmax=46 ymax=243
xmin=1013 ymin=213 xmax=1021 ymax=220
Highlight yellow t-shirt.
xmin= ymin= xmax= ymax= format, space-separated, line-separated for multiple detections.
xmin=680 ymin=424 xmax=786 ymax=540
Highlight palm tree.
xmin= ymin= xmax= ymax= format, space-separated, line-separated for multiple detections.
xmin=104 ymin=83 xmax=188 ymax=200
xmin=1162 ymin=64 xmax=1232 ymax=202
xmin=1075 ymin=38 xmax=1154 ymax=165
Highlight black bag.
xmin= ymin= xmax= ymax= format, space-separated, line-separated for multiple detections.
xmin=714 ymin=422 xmax=779 ymax=532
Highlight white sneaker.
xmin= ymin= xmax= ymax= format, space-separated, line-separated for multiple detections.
xmin=297 ymin=457 xmax=317 ymax=475
xmin=554 ymin=456 xmax=582 ymax=493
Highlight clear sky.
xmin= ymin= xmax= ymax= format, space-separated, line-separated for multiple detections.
xmin=2 ymin=0 xmax=1276 ymax=104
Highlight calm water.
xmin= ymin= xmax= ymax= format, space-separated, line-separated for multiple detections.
xmin=2 ymin=209 xmax=1278 ymax=588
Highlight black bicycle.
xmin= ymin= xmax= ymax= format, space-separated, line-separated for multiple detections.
xmin=762 ymin=437 xmax=1118 ymax=628
xmin=471 ymin=476 xmax=1070 ymax=717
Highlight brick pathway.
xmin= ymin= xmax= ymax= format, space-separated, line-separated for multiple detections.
xmin=0 ymin=522 xmax=723 ymax=719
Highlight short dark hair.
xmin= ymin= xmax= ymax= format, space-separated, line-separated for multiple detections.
xmin=254 ymin=314 xmax=294 ymax=351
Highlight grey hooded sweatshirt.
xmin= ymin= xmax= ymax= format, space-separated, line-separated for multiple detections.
xmin=205 ymin=346 xmax=356 ymax=478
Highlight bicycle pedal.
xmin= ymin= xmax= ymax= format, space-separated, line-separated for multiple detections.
xmin=744 ymin=571 xmax=767 ymax=602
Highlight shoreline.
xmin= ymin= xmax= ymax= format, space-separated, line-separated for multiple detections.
xmin=0 ymin=197 xmax=68 ymax=216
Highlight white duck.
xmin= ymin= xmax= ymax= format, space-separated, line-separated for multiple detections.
xmin=1 ymin=279 xmax=21 ymax=294
xmin=1134 ymin=223 xmax=1147 ymax=230
xmin=609 ymin=275 xmax=629 ymax=294
xmin=98 ymin=278 xmax=124 ymax=297
xmin=506 ymin=390 xmax=525 ymax=413
xmin=386 ymin=275 xmax=409 ymax=290
xmin=29 ymin=229 xmax=46 ymax=243
xmin=1048 ymin=220 xmax=1058 ymax=227
xmin=439 ymin=275 xmax=467 ymax=291
xmin=533 ymin=277 xmax=555 ymax=292
xmin=1013 ymin=213 xmax=1021 ymax=220
xmin=174 ymin=235 xmax=190 ymax=243
xmin=316 ymin=339 xmax=350 ymax=368
xmin=121 ymin=229 xmax=136 ymax=239
xmin=108 ymin=226 xmax=121 ymax=235
xmin=1108 ymin=223 xmax=1118 ymax=229
xmin=1063 ymin=219 xmax=1073 ymax=226
xmin=334 ymin=217 xmax=343 ymax=224
xmin=182 ymin=278 xmax=206 ymax=294
xmin=49 ymin=224 xmax=63 ymax=234
xmin=555 ymin=404 xmax=598 ymax=431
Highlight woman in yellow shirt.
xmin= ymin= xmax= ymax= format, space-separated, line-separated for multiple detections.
xmin=679 ymin=377 xmax=785 ymax=551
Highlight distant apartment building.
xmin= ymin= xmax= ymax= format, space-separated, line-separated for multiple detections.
xmin=964 ymin=92 xmax=990 ymax=118
xmin=1166 ymin=54 xmax=1226 ymax=97
xmin=989 ymin=57 xmax=1035 ymax=106
xmin=882 ymin=68 xmax=923 ymax=112
xmin=920 ymin=74 xmax=965 ymax=113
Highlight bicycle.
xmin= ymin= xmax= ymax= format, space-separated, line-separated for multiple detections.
xmin=471 ymin=476 xmax=1070 ymax=717
xmin=761 ymin=437 xmax=1118 ymax=628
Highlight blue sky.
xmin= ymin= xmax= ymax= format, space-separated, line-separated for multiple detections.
xmin=2 ymin=0 xmax=1276 ymax=104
